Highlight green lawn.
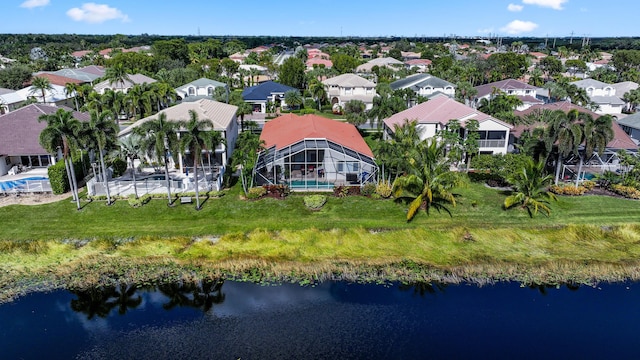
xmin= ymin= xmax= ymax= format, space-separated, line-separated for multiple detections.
xmin=0 ymin=182 xmax=638 ymax=241
xmin=1 ymin=182 xmax=640 ymax=299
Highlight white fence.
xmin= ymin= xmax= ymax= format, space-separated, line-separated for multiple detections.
xmin=0 ymin=179 xmax=52 ymax=194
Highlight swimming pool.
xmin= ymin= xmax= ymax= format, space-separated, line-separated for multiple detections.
xmin=289 ymin=180 xmax=333 ymax=188
xmin=0 ymin=176 xmax=49 ymax=191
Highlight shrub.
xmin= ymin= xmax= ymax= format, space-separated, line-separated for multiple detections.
xmin=47 ymin=160 xmax=69 ymax=195
xmin=333 ymin=185 xmax=349 ymax=198
xmin=375 ymin=181 xmax=393 ymax=198
xmin=471 ymin=153 xmax=532 ymax=184
xmin=247 ymin=186 xmax=267 ymax=199
xmin=361 ymin=182 xmax=376 ymax=196
xmin=264 ymin=184 xmax=290 ymax=198
xmin=549 ymin=184 xmax=588 ymax=196
xmin=127 ymin=194 xmax=151 ymax=207
xmin=582 ymin=180 xmax=596 ymax=191
xmin=610 ymin=184 xmax=640 ymax=199
xmin=303 ymin=195 xmax=327 ymax=210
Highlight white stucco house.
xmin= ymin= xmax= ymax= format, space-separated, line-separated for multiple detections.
xmin=175 ymin=78 xmax=228 ymax=101
xmin=322 ymin=73 xmax=377 ymax=111
xmin=571 ymin=79 xmax=624 ymax=115
xmin=383 ymin=94 xmax=513 ymax=155
xmin=474 ymin=79 xmax=543 ymax=111
xmin=390 ymin=73 xmax=456 ymax=101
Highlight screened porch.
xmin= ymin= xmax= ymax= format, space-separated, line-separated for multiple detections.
xmin=254 ymin=138 xmax=378 ymax=191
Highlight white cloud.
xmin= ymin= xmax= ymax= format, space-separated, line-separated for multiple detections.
xmin=19 ymin=0 xmax=49 ymax=9
xmin=507 ymin=3 xmax=523 ymax=12
xmin=522 ymin=0 xmax=568 ymax=10
xmin=501 ymin=20 xmax=539 ymax=34
xmin=66 ymin=3 xmax=130 ymax=24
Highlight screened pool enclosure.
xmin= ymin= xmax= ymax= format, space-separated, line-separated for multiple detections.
xmin=254 ymin=138 xmax=378 ymax=190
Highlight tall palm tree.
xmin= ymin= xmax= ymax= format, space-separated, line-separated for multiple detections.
xmin=179 ymin=110 xmax=223 ymax=210
xmin=64 ymin=82 xmax=79 ymax=111
xmin=104 ymin=63 xmax=132 ymax=92
xmin=543 ymin=109 xmax=582 ymax=184
xmin=137 ymin=112 xmax=179 ymax=206
xmin=30 ymin=76 xmax=54 ymax=104
xmin=308 ymin=79 xmax=326 ymax=110
xmin=574 ymin=113 xmax=614 ymax=187
xmin=78 ymin=110 xmax=118 ymax=205
xmin=392 ymin=138 xmax=462 ymax=221
xmin=118 ymin=134 xmax=144 ymax=199
xmin=504 ymin=158 xmax=557 ymax=217
xmin=283 ymin=90 xmax=303 ymax=111
xmin=38 ymin=109 xmax=82 ymax=210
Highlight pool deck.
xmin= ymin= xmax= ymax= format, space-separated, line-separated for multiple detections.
xmin=0 ymin=168 xmax=49 ymax=181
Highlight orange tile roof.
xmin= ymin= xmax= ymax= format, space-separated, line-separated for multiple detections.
xmin=260 ymin=113 xmax=374 ymax=157
xmin=33 ymin=73 xmax=83 ymax=86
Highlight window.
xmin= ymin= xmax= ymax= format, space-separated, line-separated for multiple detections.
xmin=337 ymin=161 xmax=359 ymax=173
xmin=207 ymin=87 xmax=214 ymax=96
xmin=188 ymin=87 xmax=195 ymax=96
xmin=345 ymin=87 xmax=352 ymax=95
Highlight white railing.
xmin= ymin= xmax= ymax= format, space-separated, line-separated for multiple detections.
xmin=0 ymin=179 xmax=52 ymax=194
xmin=478 ymin=139 xmax=506 ymax=148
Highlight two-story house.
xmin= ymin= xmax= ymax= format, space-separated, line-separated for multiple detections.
xmin=474 ymin=79 xmax=543 ymax=111
xmin=571 ymin=79 xmax=625 ymax=115
xmin=390 ymin=73 xmax=456 ymax=102
xmin=176 ymin=78 xmax=228 ymax=101
xmin=322 ymin=74 xmax=377 ymax=111
xmin=383 ymin=94 xmax=513 ymax=155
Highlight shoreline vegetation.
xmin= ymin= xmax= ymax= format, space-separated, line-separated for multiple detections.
xmin=1 ymin=182 xmax=640 ymax=303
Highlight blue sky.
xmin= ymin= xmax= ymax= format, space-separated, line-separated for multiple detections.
xmin=1 ymin=0 xmax=636 ymax=38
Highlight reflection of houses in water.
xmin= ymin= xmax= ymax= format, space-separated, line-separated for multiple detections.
xmin=254 ymin=113 xmax=378 ymax=191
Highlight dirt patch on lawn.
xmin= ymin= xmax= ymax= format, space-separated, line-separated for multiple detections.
xmin=0 ymin=193 xmax=71 ymax=207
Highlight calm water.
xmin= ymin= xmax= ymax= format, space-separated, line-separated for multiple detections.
xmin=1 ymin=280 xmax=639 ymax=359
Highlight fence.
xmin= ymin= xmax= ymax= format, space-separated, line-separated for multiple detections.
xmin=0 ymin=179 xmax=52 ymax=194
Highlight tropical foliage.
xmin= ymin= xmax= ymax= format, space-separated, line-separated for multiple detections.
xmin=504 ymin=158 xmax=557 ymax=217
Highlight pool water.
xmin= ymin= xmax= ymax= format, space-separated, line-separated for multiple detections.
xmin=289 ymin=180 xmax=333 ymax=188
xmin=0 ymin=176 xmax=49 ymax=191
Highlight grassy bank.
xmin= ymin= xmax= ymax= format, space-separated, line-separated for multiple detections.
xmin=2 ymin=224 xmax=640 ymax=302
xmin=1 ymin=182 xmax=640 ymax=302
xmin=1 ymin=182 xmax=639 ymax=240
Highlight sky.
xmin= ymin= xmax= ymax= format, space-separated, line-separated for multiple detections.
xmin=1 ymin=0 xmax=637 ymax=38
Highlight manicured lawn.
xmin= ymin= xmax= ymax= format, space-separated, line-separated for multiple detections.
xmin=0 ymin=181 xmax=638 ymax=241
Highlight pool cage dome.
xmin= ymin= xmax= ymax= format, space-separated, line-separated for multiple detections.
xmin=253 ymin=138 xmax=378 ymax=190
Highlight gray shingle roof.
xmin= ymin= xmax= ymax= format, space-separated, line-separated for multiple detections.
xmin=241 ymin=81 xmax=296 ymax=101
xmin=390 ymin=73 xmax=454 ymax=91
xmin=590 ymin=95 xmax=625 ymax=105
xmin=617 ymin=112 xmax=640 ymax=130
xmin=475 ymin=79 xmax=538 ymax=98
xmin=177 ymin=77 xmax=227 ymax=90
xmin=571 ymin=78 xmax=612 ymax=89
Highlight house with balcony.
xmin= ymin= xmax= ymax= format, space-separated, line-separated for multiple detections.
xmin=390 ymin=73 xmax=456 ymax=101
xmin=322 ymin=74 xmax=376 ymax=111
xmin=383 ymin=94 xmax=513 ymax=155
xmin=119 ymin=99 xmax=238 ymax=191
xmin=571 ymin=79 xmax=624 ymax=115
xmin=241 ymin=81 xmax=296 ymax=113
xmin=474 ymin=79 xmax=543 ymax=111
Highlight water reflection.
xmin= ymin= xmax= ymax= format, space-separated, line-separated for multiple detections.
xmin=2 ymin=280 xmax=640 ymax=359
xmin=398 ymin=281 xmax=448 ymax=297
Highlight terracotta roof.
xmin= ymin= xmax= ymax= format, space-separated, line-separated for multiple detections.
xmin=0 ymin=104 xmax=89 ymax=155
xmin=405 ymin=59 xmax=432 ymax=66
xmin=384 ymin=94 xmax=512 ymax=130
xmin=260 ymin=113 xmax=374 ymax=157
xmin=513 ymin=101 xmax=637 ymax=150
xmin=33 ymin=73 xmax=83 ymax=86
xmin=306 ymin=58 xmax=333 ymax=68
xmin=71 ymin=50 xmax=91 ymax=58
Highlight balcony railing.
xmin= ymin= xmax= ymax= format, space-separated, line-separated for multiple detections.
xmin=478 ymin=139 xmax=506 ymax=148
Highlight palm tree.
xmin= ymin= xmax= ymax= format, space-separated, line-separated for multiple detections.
xmin=235 ymin=101 xmax=253 ymax=131
xmin=78 ymin=110 xmax=118 ymax=205
xmin=392 ymin=138 xmax=462 ymax=221
xmin=109 ymin=282 xmax=142 ymax=315
xmin=64 ymin=82 xmax=79 ymax=111
xmin=283 ymin=90 xmax=303 ymax=111
xmin=38 ymin=109 xmax=82 ymax=210
xmin=137 ymin=112 xmax=179 ymax=206
xmin=504 ymin=158 xmax=557 ymax=217
xmin=30 ymin=76 xmax=54 ymax=104
xmin=104 ymin=63 xmax=132 ymax=92
xmin=543 ymin=109 xmax=582 ymax=184
xmin=118 ymin=134 xmax=144 ymax=199
xmin=574 ymin=113 xmax=614 ymax=187
xmin=179 ymin=110 xmax=223 ymax=210
xmin=308 ymin=79 xmax=327 ymax=110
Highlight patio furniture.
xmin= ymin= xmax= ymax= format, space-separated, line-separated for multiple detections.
xmin=180 ymin=196 xmax=193 ymax=204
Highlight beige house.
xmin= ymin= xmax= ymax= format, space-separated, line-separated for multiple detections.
xmin=322 ymin=74 xmax=377 ymax=111
xmin=93 ymin=73 xmax=157 ymax=94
